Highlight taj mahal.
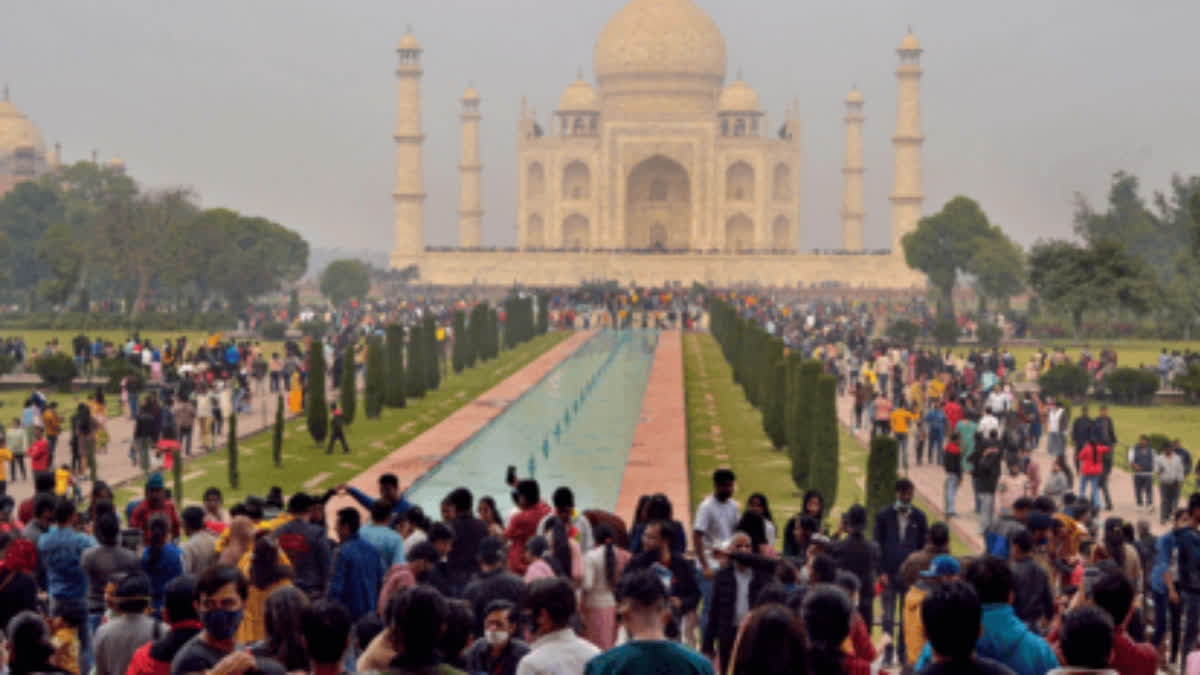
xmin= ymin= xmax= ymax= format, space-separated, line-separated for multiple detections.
xmin=390 ymin=0 xmax=926 ymax=288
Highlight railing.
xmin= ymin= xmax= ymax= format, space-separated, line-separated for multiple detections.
xmin=425 ymin=246 xmax=894 ymax=256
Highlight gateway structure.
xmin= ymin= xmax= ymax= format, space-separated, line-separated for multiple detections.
xmin=391 ymin=0 xmax=926 ymax=288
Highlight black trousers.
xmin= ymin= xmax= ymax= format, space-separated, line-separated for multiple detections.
xmin=326 ymin=429 xmax=349 ymax=454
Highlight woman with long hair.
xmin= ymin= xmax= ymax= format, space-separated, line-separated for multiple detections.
xmin=523 ymin=535 xmax=559 ymax=581
xmin=730 ymin=604 xmax=807 ymax=675
xmin=631 ymin=493 xmax=685 ymax=555
xmin=140 ymin=514 xmax=183 ymax=614
xmin=746 ymin=493 xmax=777 ymax=547
xmin=248 ymin=585 xmax=309 ymax=671
xmin=218 ymin=516 xmax=256 ymax=567
xmin=735 ymin=511 xmax=776 ymax=557
xmin=581 ymin=524 xmax=631 ymax=649
xmin=1098 ymin=516 xmax=1141 ymax=587
xmin=476 ymin=496 xmax=505 ymax=538
xmin=238 ymin=537 xmax=295 ymax=644
xmin=802 ymin=585 xmax=870 ymax=675
xmin=544 ymin=516 xmax=583 ymax=585
xmin=396 ymin=505 xmax=431 ymax=550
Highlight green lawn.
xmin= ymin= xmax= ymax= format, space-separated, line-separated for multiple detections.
xmin=1004 ymin=339 xmax=1200 ymax=373
xmin=684 ymin=332 xmax=971 ymax=556
xmin=112 ymin=332 xmax=569 ymax=508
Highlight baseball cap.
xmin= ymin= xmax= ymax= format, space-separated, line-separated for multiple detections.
xmin=920 ymin=554 xmax=961 ymax=579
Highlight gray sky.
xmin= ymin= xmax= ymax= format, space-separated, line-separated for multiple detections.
xmin=3 ymin=1 xmax=1198 ymax=253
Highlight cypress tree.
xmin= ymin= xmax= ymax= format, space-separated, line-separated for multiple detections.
xmin=788 ymin=359 xmax=821 ymax=490
xmin=228 ymin=413 xmax=239 ymax=489
xmin=472 ymin=304 xmax=487 ymax=363
xmin=764 ymin=353 xmax=787 ymax=449
xmin=488 ymin=308 xmax=500 ymax=358
xmin=340 ymin=345 xmax=356 ymax=426
xmin=365 ymin=336 xmax=385 ymax=419
xmin=452 ymin=310 xmax=467 ymax=373
xmin=537 ymin=294 xmax=549 ymax=334
xmin=463 ymin=309 xmax=477 ymax=368
xmin=272 ymin=394 xmax=284 ymax=468
xmin=866 ymin=435 xmax=899 ymax=519
xmin=384 ymin=324 xmax=406 ymax=408
xmin=503 ymin=299 xmax=515 ymax=349
xmin=173 ymin=438 xmax=184 ymax=504
xmin=406 ymin=324 xmax=426 ymax=398
xmin=808 ymin=374 xmax=839 ymax=508
xmin=306 ymin=345 xmax=328 ymax=444
xmin=423 ymin=315 xmax=440 ymax=391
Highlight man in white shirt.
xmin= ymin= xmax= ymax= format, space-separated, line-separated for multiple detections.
xmin=978 ymin=410 xmax=1001 ymax=439
xmin=516 ymin=577 xmax=599 ymax=675
xmin=1155 ymin=444 xmax=1186 ymax=526
xmin=985 ymin=388 xmax=1007 ymax=417
xmin=1046 ymin=398 xmax=1067 ymax=458
xmin=692 ymin=468 xmax=739 ymax=637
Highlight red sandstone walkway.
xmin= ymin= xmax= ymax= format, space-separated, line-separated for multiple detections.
xmin=616 ymin=330 xmax=690 ymax=532
xmin=327 ymin=331 xmax=594 ymax=517
xmin=835 ymin=392 xmax=1166 ymax=553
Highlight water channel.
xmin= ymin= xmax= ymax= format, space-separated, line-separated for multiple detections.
xmin=405 ymin=330 xmax=658 ymax=515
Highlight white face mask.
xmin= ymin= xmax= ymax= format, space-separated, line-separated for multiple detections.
xmin=484 ymin=630 xmax=509 ymax=647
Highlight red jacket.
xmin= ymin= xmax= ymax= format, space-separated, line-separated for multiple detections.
xmin=505 ymin=501 xmax=552 ymax=574
xmin=130 ymin=500 xmax=182 ymax=541
xmin=944 ymin=401 xmax=963 ymax=432
xmin=1078 ymin=443 xmax=1109 ymax=477
xmin=28 ymin=440 xmax=50 ymax=472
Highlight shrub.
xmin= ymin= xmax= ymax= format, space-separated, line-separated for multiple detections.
xmin=932 ymin=318 xmax=960 ymax=347
xmin=1173 ymin=363 xmax=1200 ymax=403
xmin=273 ymin=395 xmax=284 ymax=468
xmin=1038 ymin=363 xmax=1090 ymax=402
xmin=886 ymin=320 xmax=920 ymax=349
xmin=228 ymin=413 xmax=239 ymax=489
xmin=99 ymin=357 xmax=145 ymax=394
xmin=298 ymin=320 xmax=328 ymax=339
xmin=340 ymin=346 xmax=357 ymax=426
xmin=306 ymin=347 xmax=328 ymax=444
xmin=384 ymin=324 xmax=406 ymax=409
xmin=976 ymin=323 xmax=1003 ymax=349
xmin=33 ymin=353 xmax=78 ymax=392
xmin=789 ymin=359 xmax=822 ymax=491
xmin=1100 ymin=367 xmax=1159 ymax=405
xmin=809 ymin=374 xmax=840 ymax=508
xmin=866 ymin=435 xmax=899 ymax=519
xmin=406 ymin=324 xmax=426 ymax=398
xmin=365 ymin=336 xmax=385 ymax=419
xmin=258 ymin=321 xmax=287 ymax=340
xmin=0 ymin=352 xmax=15 ymax=377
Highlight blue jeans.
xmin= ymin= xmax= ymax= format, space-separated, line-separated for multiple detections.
xmin=1153 ymin=589 xmax=1182 ymax=660
xmin=1080 ymin=475 xmax=1101 ymax=507
xmin=128 ymin=395 xmax=139 ymax=421
xmin=698 ymin=565 xmax=714 ymax=637
xmin=86 ymin=612 xmax=103 ymax=675
xmin=944 ymin=473 xmax=960 ymax=516
xmin=895 ymin=433 xmax=908 ymax=470
xmin=928 ymin=436 xmax=944 ymax=465
xmin=978 ymin=492 xmax=995 ymax=534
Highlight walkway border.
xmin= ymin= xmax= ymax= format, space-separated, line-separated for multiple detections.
xmin=615 ymin=330 xmax=690 ymax=532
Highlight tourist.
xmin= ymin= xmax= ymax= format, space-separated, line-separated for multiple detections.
xmin=169 ymin=564 xmax=283 ymax=675
xmin=179 ymin=506 xmax=218 ymax=574
xmin=202 ymin=486 xmax=229 ymax=532
xmin=341 ymin=472 xmax=414 ymax=520
xmin=463 ymin=600 xmax=529 ymax=675
xmin=1083 ymin=571 xmax=1156 ymax=674
xmin=1011 ymin=529 xmax=1054 ymax=632
xmin=539 ymin=486 xmax=595 ymax=552
xmin=28 ymin=426 xmax=51 ymax=473
xmin=477 ymin=495 xmax=506 ymax=538
xmin=505 ymin=479 xmax=553 ymax=575
xmin=329 ymin=506 xmax=384 ymax=621
xmin=6 ymin=611 xmax=61 ymax=675
xmin=125 ymin=575 xmax=202 ymax=675
xmin=899 ymin=521 xmax=951 ymax=588
xmin=1043 ymin=455 xmax=1072 ymax=505
xmin=444 ymin=487 xmax=490 ymax=593
xmin=237 ymin=537 xmax=294 ymax=644
xmin=1156 ymin=442 xmax=1186 ymax=525
xmin=361 ymin=499 xmax=407 ymax=568
xmin=273 ymin=492 xmax=333 ymax=599
xmin=874 ymin=477 xmax=928 ymax=666
xmin=141 ymin=514 xmax=184 ymax=614
xmin=997 ymin=462 xmax=1030 ymax=515
xmin=300 ymin=599 xmax=352 ymax=675
xmin=702 ymin=532 xmax=772 ymax=671
xmin=923 ymin=400 xmax=948 ymax=466
xmin=39 ymin=499 xmax=97 ymax=617
xmin=942 ymin=431 xmax=962 ymax=517
xmin=129 ymin=473 xmax=182 ymax=542
xmin=173 ymin=395 xmax=196 ymax=457
xmin=0 ymin=532 xmax=39 ymax=641
xmin=195 ymin=388 xmax=213 ymax=452
xmin=325 ymin=402 xmax=350 ymax=455
xmin=133 ymin=399 xmax=157 ymax=470
xmin=1046 ymin=397 xmax=1068 ymax=458
xmin=1070 ymin=406 xmax=1093 ymax=474
xmin=1151 ymin=508 xmax=1187 ymax=662
xmin=1049 ymin=606 xmax=1117 ymax=675
xmin=517 ymin=576 xmax=600 ymax=675
xmin=8 ymin=418 xmax=27 ymax=483
xmin=93 ymin=573 xmax=163 ymax=675
xmin=377 ymin=585 xmax=448 ymax=673
xmin=462 ymin=536 xmax=525 ymax=635
xmin=693 ymin=469 xmax=740 ymax=634
xmin=250 ymin=585 xmax=310 ymax=672
xmin=378 ymin=540 xmax=449 ymax=608
xmin=802 ymin=585 xmax=871 ymax=675
xmin=974 ymin=431 xmax=1004 ymax=532
xmin=1077 ymin=441 xmax=1108 ymax=509
xmin=580 ymin=524 xmax=629 ymax=649
xmin=873 ymin=389 xmax=893 ymax=436
xmin=81 ymin=511 xmax=141 ymax=643
xmin=832 ymin=504 xmax=881 ymax=628
xmin=891 ymin=400 xmax=918 ymax=470
xmin=917 ymin=581 xmax=1013 ymax=674
xmin=0 ymin=432 xmax=11 ymax=499
xmin=628 ymin=519 xmax=701 ymax=622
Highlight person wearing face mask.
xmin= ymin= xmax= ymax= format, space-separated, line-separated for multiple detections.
xmin=874 ymin=478 xmax=928 ymax=668
xmin=463 ymin=600 xmax=529 ymax=675
xmin=701 ymin=533 xmax=771 ymax=672
xmin=169 ymin=564 xmax=285 ymax=675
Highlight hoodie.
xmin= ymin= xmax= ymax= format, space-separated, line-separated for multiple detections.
xmin=915 ymin=603 xmax=1059 ymax=675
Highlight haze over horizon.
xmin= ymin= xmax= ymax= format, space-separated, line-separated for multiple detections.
xmin=3 ymin=0 xmax=1197 ymax=253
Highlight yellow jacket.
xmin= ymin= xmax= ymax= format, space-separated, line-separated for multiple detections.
xmin=890 ymin=408 xmax=918 ymax=434
xmin=903 ymin=584 xmax=930 ymax=665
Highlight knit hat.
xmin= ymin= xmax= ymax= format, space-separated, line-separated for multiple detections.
xmin=146 ymin=472 xmax=165 ymax=489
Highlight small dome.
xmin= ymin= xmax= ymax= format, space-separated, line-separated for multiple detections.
xmin=0 ymin=99 xmax=47 ymax=157
xmin=557 ymin=79 xmax=599 ymax=112
xmin=462 ymin=86 xmax=480 ymax=102
xmin=846 ymin=88 xmax=863 ymax=104
xmin=718 ymin=80 xmax=761 ymax=113
xmin=398 ymin=33 xmax=421 ymax=51
xmin=899 ymin=32 xmax=921 ymax=51
xmin=108 ymin=157 xmax=125 ymax=168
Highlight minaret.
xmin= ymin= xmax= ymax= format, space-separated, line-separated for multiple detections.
xmin=391 ymin=28 xmax=426 ymax=267
xmin=458 ymin=85 xmax=482 ymax=248
xmin=841 ymin=87 xmax=865 ymax=251
xmin=890 ymin=28 xmax=924 ymax=254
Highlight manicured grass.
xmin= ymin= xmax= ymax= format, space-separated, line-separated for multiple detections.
xmin=1003 ymin=340 xmax=1200 ymax=373
xmin=2 ymin=329 xmax=286 ymax=355
xmin=113 ymin=332 xmax=569 ymax=508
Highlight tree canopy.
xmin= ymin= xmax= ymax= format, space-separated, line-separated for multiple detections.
xmin=319 ymin=259 xmax=372 ymax=306
xmin=1028 ymin=238 xmax=1158 ymax=336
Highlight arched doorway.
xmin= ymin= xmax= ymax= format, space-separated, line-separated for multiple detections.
xmin=562 ymin=161 xmax=591 ymax=200
xmin=726 ymin=162 xmax=755 ymax=201
xmin=562 ymin=214 xmax=589 ymax=249
xmin=626 ymin=155 xmax=690 ymax=249
xmin=526 ymin=163 xmax=545 ymax=200
xmin=526 ymin=214 xmax=544 ymax=249
xmin=772 ymin=216 xmax=790 ymax=251
xmin=725 ymin=215 xmax=754 ymax=253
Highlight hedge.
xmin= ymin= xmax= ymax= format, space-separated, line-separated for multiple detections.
xmin=1101 ymin=367 xmax=1159 ymax=405
xmin=384 ymin=324 xmax=407 ymax=409
xmin=866 ymin=435 xmax=899 ymax=519
xmin=886 ymin=320 xmax=920 ymax=350
xmin=1039 ymin=364 xmax=1090 ymax=402
xmin=976 ymin=323 xmax=1003 ymax=349
xmin=932 ymin=318 xmax=960 ymax=347
xmin=365 ymin=336 xmax=385 ymax=419
xmin=227 ymin=413 xmax=239 ymax=489
xmin=273 ymin=395 xmax=284 ymax=468
xmin=339 ymin=346 xmax=357 ymax=426
xmin=763 ymin=353 xmax=787 ymax=449
xmin=451 ymin=310 xmax=467 ymax=374
xmin=406 ymin=324 xmax=426 ymax=398
xmin=537 ymin=294 xmax=550 ymax=335
xmin=306 ymin=347 xmax=328 ymax=444
xmin=809 ymin=373 xmax=840 ymax=508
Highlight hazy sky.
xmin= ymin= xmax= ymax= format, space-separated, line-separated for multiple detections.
xmin=3 ymin=1 xmax=1198 ymax=253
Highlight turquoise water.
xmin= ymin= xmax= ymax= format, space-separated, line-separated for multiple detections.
xmin=405 ymin=330 xmax=658 ymax=516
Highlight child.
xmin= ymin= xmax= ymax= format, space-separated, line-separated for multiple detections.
xmin=156 ymin=429 xmax=181 ymax=472
xmin=55 ymin=464 xmax=82 ymax=502
xmin=50 ymin=597 xmax=85 ymax=675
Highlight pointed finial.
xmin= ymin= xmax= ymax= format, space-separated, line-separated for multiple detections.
xmin=576 ymin=65 xmax=584 ymax=81
xmin=406 ymin=23 xmax=413 ymax=34
xmin=2 ymin=83 xmax=8 ymax=102
xmin=907 ymin=24 xmax=913 ymax=34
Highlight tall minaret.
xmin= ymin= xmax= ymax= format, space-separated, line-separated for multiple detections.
xmin=458 ymin=85 xmax=482 ymax=248
xmin=890 ymin=29 xmax=924 ymax=254
xmin=841 ymin=87 xmax=865 ymax=251
xmin=391 ymin=28 xmax=426 ymax=267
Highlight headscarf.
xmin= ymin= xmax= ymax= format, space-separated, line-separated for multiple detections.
xmin=219 ymin=516 xmax=255 ymax=566
xmin=1 ymin=537 xmax=38 ymax=574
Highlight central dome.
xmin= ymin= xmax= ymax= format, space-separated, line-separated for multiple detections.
xmin=0 ymin=100 xmax=47 ymax=156
xmin=593 ymin=0 xmax=726 ymax=86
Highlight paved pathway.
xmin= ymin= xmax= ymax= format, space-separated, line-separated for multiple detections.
xmin=615 ymin=330 xmax=690 ymax=532
xmin=326 ymin=331 xmax=595 ymax=520
xmin=5 ymin=380 xmax=288 ymax=504
xmin=835 ymin=393 xmax=1166 ymax=553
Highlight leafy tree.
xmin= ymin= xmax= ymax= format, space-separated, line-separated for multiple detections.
xmin=339 ymin=346 xmax=357 ymax=426
xmin=365 ymin=336 xmax=385 ymax=419
xmin=273 ymin=395 xmax=284 ymax=468
xmin=384 ymin=324 xmax=407 ymax=408
xmin=98 ymin=188 xmax=196 ymax=317
xmin=306 ymin=345 xmax=328 ymax=443
xmin=227 ymin=413 xmax=239 ymax=489
xmin=406 ymin=324 xmax=426 ymax=398
xmin=1029 ymin=238 xmax=1158 ymax=335
xmin=452 ymin=310 xmax=467 ymax=373
xmin=866 ymin=436 xmax=899 ymax=519
xmin=886 ymin=320 xmax=920 ymax=350
xmin=288 ymin=289 xmax=300 ymax=321
xmin=969 ymin=231 xmax=1026 ymax=309
xmin=320 ymin=259 xmax=371 ymax=307
xmin=932 ymin=318 xmax=960 ymax=347
xmin=808 ymin=374 xmax=839 ymax=508
xmin=0 ymin=181 xmax=65 ymax=292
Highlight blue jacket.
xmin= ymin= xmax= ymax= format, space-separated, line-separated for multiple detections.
xmin=1152 ymin=529 xmax=1180 ymax=595
xmin=923 ymin=408 xmax=947 ymax=441
xmin=38 ymin=526 xmax=97 ymax=600
xmin=347 ymin=486 xmax=413 ymax=517
xmin=329 ymin=533 xmax=384 ymax=621
xmin=915 ymin=603 xmax=1058 ymax=675
xmin=142 ymin=544 xmax=184 ymax=613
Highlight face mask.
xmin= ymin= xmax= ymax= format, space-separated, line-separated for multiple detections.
xmin=484 ymin=630 xmax=509 ymax=647
xmin=203 ymin=609 xmax=243 ymax=640
xmin=895 ymin=501 xmax=910 ymax=512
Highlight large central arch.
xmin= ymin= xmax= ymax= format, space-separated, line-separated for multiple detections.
xmin=625 ymin=155 xmax=691 ymax=250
